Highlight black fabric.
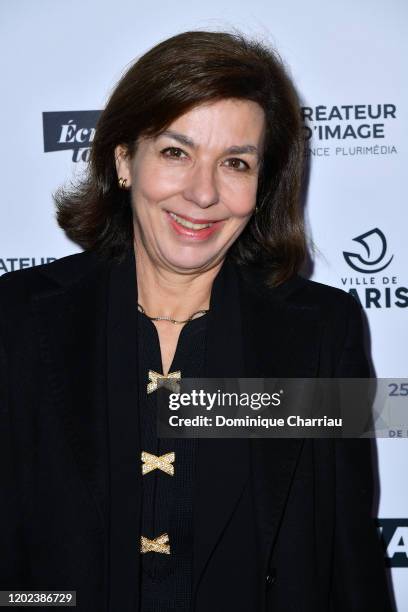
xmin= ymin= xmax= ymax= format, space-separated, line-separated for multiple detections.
xmin=137 ymin=308 xmax=206 ymax=611
xmin=0 ymin=250 xmax=394 ymax=612
xmin=107 ymin=250 xmax=207 ymax=611
xmin=107 ymin=252 xmax=141 ymax=612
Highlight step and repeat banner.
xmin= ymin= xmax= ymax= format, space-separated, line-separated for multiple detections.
xmin=1 ymin=0 xmax=406 ymax=609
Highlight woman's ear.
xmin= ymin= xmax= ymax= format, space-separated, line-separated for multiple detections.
xmin=114 ymin=144 xmax=132 ymax=186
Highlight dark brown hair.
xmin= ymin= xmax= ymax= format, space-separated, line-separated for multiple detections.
xmin=55 ymin=30 xmax=306 ymax=286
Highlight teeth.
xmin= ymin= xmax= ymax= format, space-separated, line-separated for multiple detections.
xmin=169 ymin=212 xmax=213 ymax=230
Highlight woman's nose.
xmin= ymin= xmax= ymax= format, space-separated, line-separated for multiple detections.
xmin=182 ymin=163 xmax=219 ymax=208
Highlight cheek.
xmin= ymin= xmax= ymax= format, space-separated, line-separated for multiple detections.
xmin=223 ymin=181 xmax=258 ymax=217
xmin=133 ymin=158 xmax=186 ymax=203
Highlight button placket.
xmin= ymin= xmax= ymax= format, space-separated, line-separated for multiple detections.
xmin=141 ymin=366 xmax=179 ymax=555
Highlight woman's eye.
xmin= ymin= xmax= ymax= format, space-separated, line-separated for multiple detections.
xmin=161 ymin=147 xmax=188 ymax=159
xmin=224 ymin=158 xmax=250 ymax=171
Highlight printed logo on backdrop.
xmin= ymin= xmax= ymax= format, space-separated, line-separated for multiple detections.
xmin=377 ymin=519 xmax=408 ymax=567
xmin=43 ymin=111 xmax=101 ymax=162
xmin=0 ymin=257 xmax=57 ymax=275
xmin=343 ymin=228 xmax=393 ymax=273
xmin=341 ymin=228 xmax=407 ymax=309
xmin=301 ymin=104 xmax=397 ymax=158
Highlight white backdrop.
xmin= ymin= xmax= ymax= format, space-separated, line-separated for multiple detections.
xmin=1 ymin=0 xmax=406 ymax=608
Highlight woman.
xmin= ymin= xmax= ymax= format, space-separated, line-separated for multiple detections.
xmin=0 ymin=31 xmax=392 ymax=612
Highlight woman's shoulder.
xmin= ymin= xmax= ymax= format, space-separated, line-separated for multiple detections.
xmin=238 ymin=264 xmax=359 ymax=316
xmin=237 ymin=265 xmax=368 ymax=376
xmin=237 ymin=265 xmax=366 ymax=360
xmin=0 ymin=251 xmax=102 ymax=298
xmin=0 ymin=251 xmax=106 ymax=336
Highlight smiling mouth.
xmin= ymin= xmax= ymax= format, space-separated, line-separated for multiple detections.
xmin=168 ymin=211 xmax=216 ymax=230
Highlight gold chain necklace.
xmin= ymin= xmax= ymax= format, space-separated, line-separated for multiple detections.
xmin=137 ymin=303 xmax=209 ymax=325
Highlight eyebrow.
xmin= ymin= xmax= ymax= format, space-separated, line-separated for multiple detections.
xmin=157 ymin=129 xmax=260 ymax=158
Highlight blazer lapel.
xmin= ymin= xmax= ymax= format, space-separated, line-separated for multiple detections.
xmin=33 ymin=251 xmax=142 ymax=611
xmin=32 ymin=256 xmax=110 ymax=531
xmin=107 ymin=251 xmax=141 ymax=611
xmin=239 ymin=266 xmax=323 ymax=582
xmin=193 ymin=258 xmax=250 ymax=596
xmin=193 ymin=262 xmax=324 ymax=594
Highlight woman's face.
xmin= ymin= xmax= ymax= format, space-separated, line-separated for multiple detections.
xmin=115 ymin=98 xmax=265 ymax=273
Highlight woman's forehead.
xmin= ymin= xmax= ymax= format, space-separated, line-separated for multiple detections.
xmin=159 ymin=99 xmax=266 ymax=148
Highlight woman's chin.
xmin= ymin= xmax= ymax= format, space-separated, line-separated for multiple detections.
xmin=159 ymin=248 xmax=222 ymax=273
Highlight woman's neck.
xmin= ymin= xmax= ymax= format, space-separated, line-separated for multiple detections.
xmin=134 ymin=244 xmax=223 ymax=320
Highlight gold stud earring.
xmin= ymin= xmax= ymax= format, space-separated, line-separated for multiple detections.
xmin=255 ymin=206 xmax=259 ymax=214
xmin=118 ymin=177 xmax=128 ymax=189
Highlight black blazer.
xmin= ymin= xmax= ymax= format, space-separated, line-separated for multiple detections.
xmin=0 ymin=250 xmax=392 ymax=612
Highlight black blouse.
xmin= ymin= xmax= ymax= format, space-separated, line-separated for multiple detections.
xmin=137 ymin=305 xmax=207 ymax=611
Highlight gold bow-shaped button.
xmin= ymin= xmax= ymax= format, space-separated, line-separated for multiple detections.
xmin=141 ymin=451 xmax=175 ymax=476
xmin=140 ymin=533 xmax=170 ymax=554
xmin=147 ymin=369 xmax=181 ymax=394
